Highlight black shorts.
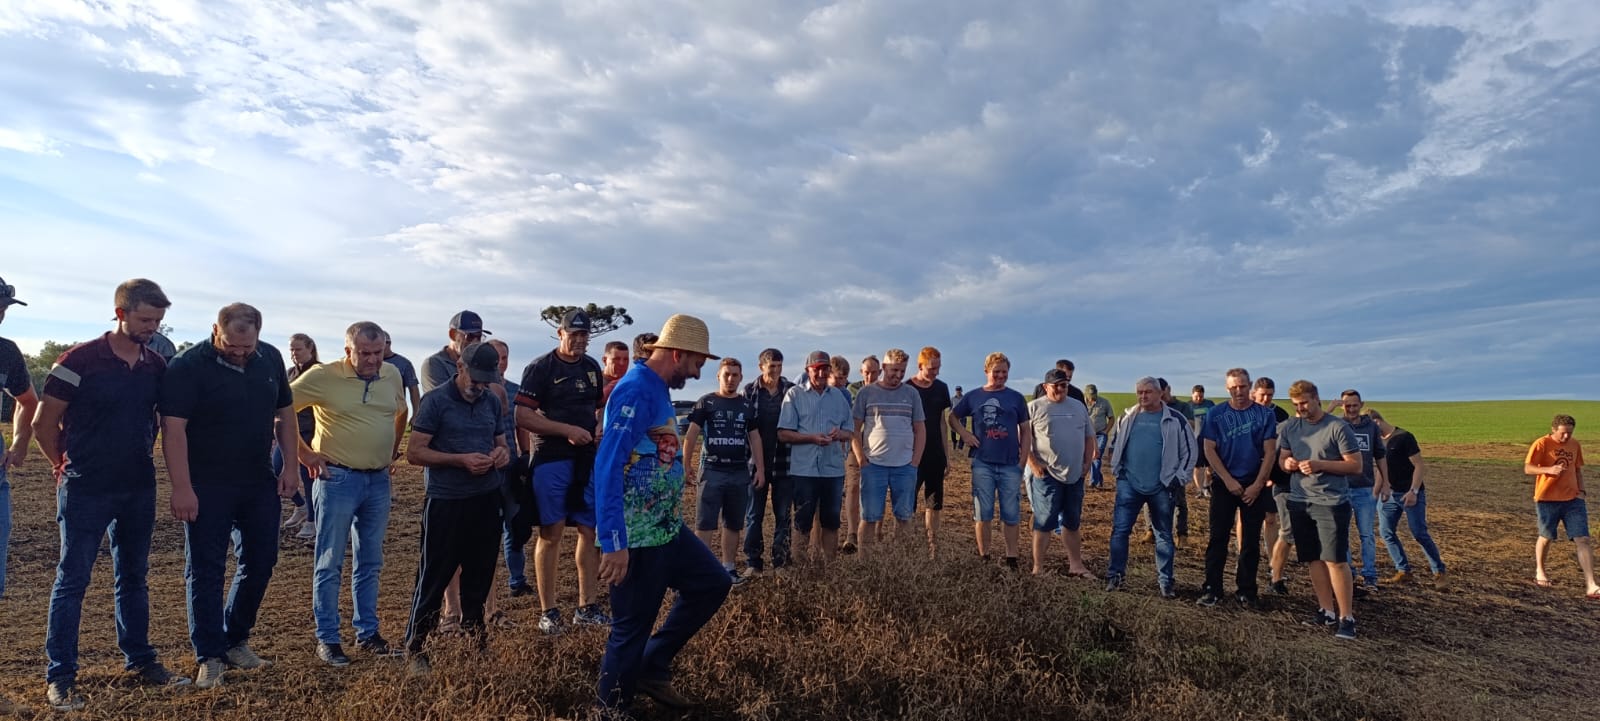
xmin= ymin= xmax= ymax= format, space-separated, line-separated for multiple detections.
xmin=915 ymin=456 xmax=948 ymax=511
xmin=1288 ymin=500 xmax=1351 ymax=563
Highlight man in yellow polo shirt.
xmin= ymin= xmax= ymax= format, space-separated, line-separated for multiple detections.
xmin=291 ymin=321 xmax=407 ymax=666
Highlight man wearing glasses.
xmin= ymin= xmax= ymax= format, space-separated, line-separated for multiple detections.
xmin=291 ymin=321 xmax=408 ymax=665
xmin=423 ymin=311 xmax=491 ymax=392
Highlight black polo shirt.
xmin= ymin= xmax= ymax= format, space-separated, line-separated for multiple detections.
xmin=414 ymin=377 xmax=504 ymax=500
xmin=159 ymin=338 xmax=293 ymax=486
xmin=42 ymin=332 xmax=166 ymax=491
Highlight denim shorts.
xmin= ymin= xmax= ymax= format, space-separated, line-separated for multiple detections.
xmin=1289 ymin=500 xmax=1350 ymax=563
xmin=1027 ymin=471 xmax=1084 ymax=533
xmin=695 ymin=466 xmax=751 ymax=532
xmin=860 ymin=463 xmax=917 ymax=523
xmin=971 ymin=460 xmax=1023 ymax=525
xmin=1535 ymin=498 xmax=1591 ymax=540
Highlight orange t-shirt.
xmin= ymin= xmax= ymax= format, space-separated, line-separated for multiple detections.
xmin=1526 ymin=436 xmax=1584 ymax=502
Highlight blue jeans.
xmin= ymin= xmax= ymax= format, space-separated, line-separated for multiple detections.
xmin=185 ymin=483 xmax=281 ymax=661
xmin=743 ymin=475 xmax=794 ymax=571
xmin=46 ymin=484 xmax=158 ymax=683
xmin=1107 ymin=482 xmax=1175 ymax=588
xmin=860 ymin=463 xmax=917 ymax=523
xmin=971 ymin=460 xmax=1023 ymax=525
xmin=503 ymin=524 xmax=527 ymax=588
xmin=1089 ymin=433 xmax=1107 ymax=487
xmin=1348 ymin=489 xmax=1378 ymax=584
xmin=0 ymin=468 xmax=11 ymax=598
xmin=1379 ymin=489 xmax=1445 ymax=574
xmin=311 ymin=466 xmax=391 ymax=645
xmin=597 ymin=525 xmax=731 ymax=711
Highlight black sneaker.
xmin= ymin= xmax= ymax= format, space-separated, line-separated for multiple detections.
xmin=1301 ymin=608 xmax=1337 ymax=627
xmin=47 ymin=681 xmax=86 ymax=711
xmin=508 ymin=582 xmax=534 ymax=597
xmin=356 ymin=634 xmax=400 ymax=656
xmin=1335 ymin=617 xmax=1358 ymax=640
xmin=317 ymin=642 xmax=351 ymax=667
xmin=1234 ymin=591 xmax=1258 ymax=610
xmin=728 ymin=569 xmax=748 ymax=587
xmin=1196 ymin=592 xmax=1220 ymax=607
xmin=131 ymin=661 xmax=192 ymax=686
xmin=1270 ymin=579 xmax=1289 ymax=596
xmin=1104 ymin=574 xmax=1124 ymax=592
xmin=1004 ymin=557 xmax=1020 ymax=570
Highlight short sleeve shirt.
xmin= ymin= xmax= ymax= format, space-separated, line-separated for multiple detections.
xmin=0 ymin=337 xmax=30 ymax=448
xmin=42 ymin=333 xmax=165 ymax=491
xmin=909 ymin=378 xmax=952 ymax=464
xmin=687 ymin=393 xmax=755 ymax=469
xmin=385 ymin=352 xmax=420 ymax=392
xmin=1028 ymin=396 xmax=1091 ymax=483
xmin=1278 ymin=414 xmax=1358 ymax=505
xmin=516 ymin=350 xmax=603 ymax=462
xmin=290 ymin=361 xmax=406 ymax=470
xmin=779 ymin=385 xmax=853 ymax=477
xmin=852 ymin=383 xmax=926 ymax=467
xmin=1087 ymin=396 xmax=1113 ymax=434
xmin=412 ymin=380 xmax=504 ymax=499
xmin=1200 ymin=402 xmax=1279 ymax=481
xmin=1384 ymin=428 xmax=1422 ymax=493
xmin=159 ymin=339 xmax=293 ymax=486
xmin=1344 ymin=416 xmax=1387 ymax=489
xmin=1526 ymin=435 xmax=1584 ymax=502
xmin=952 ymin=387 xmax=1030 ymax=466
xmin=422 ymin=348 xmax=455 ymax=393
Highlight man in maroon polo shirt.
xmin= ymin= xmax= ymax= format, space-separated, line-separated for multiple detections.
xmin=32 ymin=278 xmax=190 ymax=711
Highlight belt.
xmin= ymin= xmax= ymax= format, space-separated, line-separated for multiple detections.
xmin=327 ymin=462 xmax=388 ymax=474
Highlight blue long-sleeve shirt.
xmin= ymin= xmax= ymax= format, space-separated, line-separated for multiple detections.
xmin=594 ymin=360 xmax=684 ymax=553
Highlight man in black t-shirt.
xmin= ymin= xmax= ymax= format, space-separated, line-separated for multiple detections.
xmin=1253 ymin=377 xmax=1295 ymax=595
xmin=0 ymin=277 xmax=41 ymax=602
xmin=907 ymin=346 xmax=953 ymax=558
xmin=684 ymin=358 xmax=764 ymax=584
xmin=1368 ymin=409 xmax=1446 ymax=582
xmin=515 ymin=310 xmax=608 ymax=634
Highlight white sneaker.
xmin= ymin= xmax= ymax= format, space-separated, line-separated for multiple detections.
xmin=283 ymin=507 xmax=308 ymax=528
xmin=194 ymin=658 xmax=225 ymax=689
xmin=296 ymin=521 xmax=316 ymax=540
xmin=224 ymin=643 xmax=270 ymax=670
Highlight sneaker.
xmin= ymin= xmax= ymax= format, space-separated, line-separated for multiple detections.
xmin=636 ymin=678 xmax=696 ymax=709
xmin=1234 ymin=591 xmax=1258 ymax=609
xmin=47 ymin=682 xmax=85 ymax=712
xmin=296 ymin=521 xmax=316 ymax=540
xmin=317 ymin=643 xmax=351 ymax=667
xmin=1196 ymin=592 xmax=1220 ymax=608
xmin=728 ymin=569 xmax=748 ymax=587
xmin=508 ymin=582 xmax=534 ymax=597
xmin=194 ymin=658 xmax=225 ymax=689
xmin=1270 ymin=579 xmax=1289 ymax=596
xmin=1387 ymin=570 xmax=1412 ymax=584
xmin=1362 ymin=580 xmax=1380 ymax=594
xmin=224 ymin=643 xmax=270 ymax=670
xmin=283 ymin=506 xmax=307 ymax=528
xmin=574 ymin=603 xmax=613 ymax=627
xmin=356 ymin=634 xmax=400 ymax=656
xmin=1004 ymin=557 xmax=1020 ymax=570
xmin=1301 ymin=608 xmax=1337 ymax=627
xmin=841 ymin=541 xmax=858 ymax=555
xmin=538 ymin=608 xmax=566 ymax=635
xmin=406 ymin=653 xmax=432 ymax=677
xmin=739 ymin=566 xmax=764 ymax=580
xmin=1105 ymin=574 xmax=1124 ymax=592
xmin=1335 ymin=617 xmax=1358 ymax=640
xmin=131 ymin=661 xmax=191 ymax=686
xmin=1158 ymin=583 xmax=1176 ymax=599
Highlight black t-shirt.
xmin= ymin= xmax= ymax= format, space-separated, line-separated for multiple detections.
xmin=910 ymin=378 xmax=952 ymax=463
xmin=159 ymin=339 xmax=293 ymax=486
xmin=516 ymin=350 xmax=603 ymax=462
xmin=1384 ymin=428 xmax=1422 ymax=493
xmin=687 ymin=393 xmax=755 ymax=469
xmin=0 ymin=337 xmax=29 ymax=448
xmin=1267 ymin=404 xmax=1292 ymax=495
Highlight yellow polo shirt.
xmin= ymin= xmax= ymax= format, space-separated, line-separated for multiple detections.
xmin=291 ymin=360 xmax=406 ymax=470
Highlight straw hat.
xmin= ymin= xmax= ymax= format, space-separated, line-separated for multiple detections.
xmin=645 ymin=314 xmax=719 ymax=359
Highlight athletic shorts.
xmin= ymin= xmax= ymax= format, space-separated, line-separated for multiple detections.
xmin=533 ymin=458 xmax=595 ymax=528
xmin=1288 ymin=500 xmax=1350 ymax=563
xmin=696 ymin=466 xmax=751 ymax=532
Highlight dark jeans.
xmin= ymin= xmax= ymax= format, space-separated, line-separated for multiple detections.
xmin=1202 ymin=479 xmax=1273 ymax=598
xmin=272 ymin=444 xmax=315 ymax=521
xmin=597 ymin=525 xmax=731 ymax=711
xmin=46 ymin=484 xmax=158 ymax=683
xmin=405 ymin=491 xmax=503 ymax=654
xmin=1108 ymin=483 xmax=1175 ymax=587
xmin=743 ymin=475 xmax=794 ymax=571
xmin=1089 ymin=433 xmax=1107 ymax=487
xmin=185 ymin=483 xmax=281 ymax=661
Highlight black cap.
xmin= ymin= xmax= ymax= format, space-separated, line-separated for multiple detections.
xmin=449 ymin=310 xmax=491 ymax=335
xmin=0 ymin=277 xmax=25 ymax=307
xmin=459 ymin=341 xmax=500 ymax=383
xmin=561 ymin=309 xmax=591 ymax=333
xmin=1044 ymin=369 xmax=1070 ymax=386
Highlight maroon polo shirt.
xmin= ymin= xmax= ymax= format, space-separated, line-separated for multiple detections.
xmin=42 ymin=332 xmax=165 ymax=491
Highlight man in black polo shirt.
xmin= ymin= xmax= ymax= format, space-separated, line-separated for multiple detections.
xmin=160 ymin=303 xmax=300 ymax=689
xmin=423 ymin=310 xmax=491 ymax=392
xmin=33 ymin=278 xmax=188 ymax=711
xmin=0 ymin=276 xmax=41 ymax=601
xmin=516 ymin=309 xmax=608 ymax=634
xmin=403 ymin=342 xmax=509 ymax=674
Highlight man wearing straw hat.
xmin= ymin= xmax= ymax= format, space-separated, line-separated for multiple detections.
xmin=595 ymin=314 xmax=731 ymax=714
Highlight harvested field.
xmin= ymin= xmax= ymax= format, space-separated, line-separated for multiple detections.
xmin=0 ymin=428 xmax=1596 ymax=720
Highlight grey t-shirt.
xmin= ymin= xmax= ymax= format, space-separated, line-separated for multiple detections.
xmin=851 ymin=383 xmax=926 ymax=467
xmin=1028 ymin=396 xmax=1091 ymax=484
xmin=1278 ymin=413 xmax=1358 ymax=505
xmin=1343 ymin=415 xmax=1387 ymax=489
xmin=421 ymin=347 xmax=456 ymax=393
xmin=413 ymin=379 xmax=504 ymax=500
xmin=385 ymin=352 xmax=420 ymax=392
xmin=1087 ymin=396 xmax=1113 ymax=434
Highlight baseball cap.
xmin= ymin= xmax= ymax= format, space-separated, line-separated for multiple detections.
xmin=1044 ymin=369 xmax=1071 ymax=386
xmin=1085 ymin=384 xmax=1098 ymax=394
xmin=0 ymin=277 xmax=25 ymax=307
xmin=449 ymin=310 xmax=491 ymax=336
xmin=561 ymin=309 xmax=591 ymax=333
xmin=805 ymin=350 xmax=830 ymax=368
xmin=459 ymin=341 xmax=500 ymax=383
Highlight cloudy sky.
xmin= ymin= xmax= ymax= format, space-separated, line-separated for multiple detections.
xmin=1 ymin=0 xmax=1596 ymax=401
